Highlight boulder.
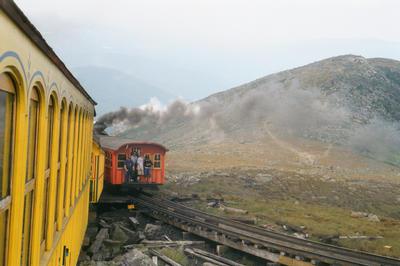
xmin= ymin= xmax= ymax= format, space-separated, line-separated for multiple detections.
xmin=350 ymin=211 xmax=380 ymax=222
xmin=88 ymin=228 xmax=109 ymax=255
xmin=91 ymin=252 xmax=104 ymax=261
xmin=113 ymin=249 xmax=156 ymax=266
xmin=99 ymin=219 xmax=112 ymax=229
xmin=293 ymin=233 xmax=307 ymax=239
xmin=118 ymin=224 xmax=142 ymax=244
xmin=350 ymin=211 xmax=368 ymax=218
xmin=103 ymin=239 xmax=123 ymax=256
xmin=144 ymin=224 xmax=162 ymax=239
xmin=86 ymin=226 xmax=99 ymax=240
xmin=119 ymin=224 xmax=136 ymax=236
xmin=111 ymin=225 xmax=129 ymax=243
xmin=99 ymin=244 xmax=113 ymax=260
xmin=207 ymin=201 xmax=219 ymax=208
xmin=128 ymin=217 xmax=140 ymax=228
xmin=126 ymin=232 xmax=144 ymax=245
xmin=367 ymin=214 xmax=380 ymax=222
xmin=138 ymin=231 xmax=146 ymax=241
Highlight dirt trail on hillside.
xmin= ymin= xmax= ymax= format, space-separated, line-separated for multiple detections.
xmin=265 ymin=127 xmax=316 ymax=165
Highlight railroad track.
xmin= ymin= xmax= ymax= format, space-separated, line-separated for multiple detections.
xmin=133 ymin=194 xmax=400 ymax=266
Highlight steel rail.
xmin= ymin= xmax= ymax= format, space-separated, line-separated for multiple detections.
xmin=143 ymin=196 xmax=393 ymax=264
xmin=136 ymin=197 xmax=357 ymax=264
xmin=134 ymin=194 xmax=400 ymax=266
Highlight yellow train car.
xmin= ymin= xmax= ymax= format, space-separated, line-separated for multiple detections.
xmin=0 ymin=1 xmax=99 ymax=265
xmin=90 ymin=139 xmax=105 ymax=203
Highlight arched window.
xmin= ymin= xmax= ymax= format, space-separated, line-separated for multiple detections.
xmin=70 ymin=108 xmax=79 ymax=205
xmin=22 ymin=86 xmax=39 ymax=265
xmin=77 ymin=112 xmax=83 ymax=192
xmin=41 ymin=95 xmax=55 ymax=250
xmin=63 ymin=105 xmax=73 ymax=216
xmin=0 ymin=73 xmax=15 ymax=265
xmin=154 ymin=153 xmax=161 ymax=169
xmin=82 ymin=112 xmax=87 ymax=187
xmin=54 ymin=100 xmax=66 ymax=230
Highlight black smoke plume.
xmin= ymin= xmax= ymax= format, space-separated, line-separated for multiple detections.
xmin=94 ymin=100 xmax=196 ymax=135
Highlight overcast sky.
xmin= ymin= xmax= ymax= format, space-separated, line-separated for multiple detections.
xmin=15 ymin=0 xmax=400 ymax=106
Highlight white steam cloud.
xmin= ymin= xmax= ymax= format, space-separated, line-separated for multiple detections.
xmin=96 ymin=81 xmax=400 ymax=165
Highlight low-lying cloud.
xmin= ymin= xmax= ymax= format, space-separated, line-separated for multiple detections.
xmin=348 ymin=119 xmax=400 ymax=164
xmin=96 ymin=80 xmax=400 ymax=165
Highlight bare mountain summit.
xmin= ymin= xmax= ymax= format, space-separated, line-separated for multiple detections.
xmin=119 ymin=55 xmax=400 ymax=165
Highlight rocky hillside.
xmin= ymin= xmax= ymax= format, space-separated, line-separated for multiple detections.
xmin=120 ymin=55 xmax=400 ymax=164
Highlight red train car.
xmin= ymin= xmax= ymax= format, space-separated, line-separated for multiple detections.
xmin=98 ymin=136 xmax=168 ymax=189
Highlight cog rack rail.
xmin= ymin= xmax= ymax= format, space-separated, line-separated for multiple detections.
xmin=134 ymin=194 xmax=400 ymax=266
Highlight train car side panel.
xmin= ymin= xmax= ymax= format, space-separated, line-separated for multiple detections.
xmin=0 ymin=4 xmax=96 ymax=266
xmin=41 ymin=182 xmax=90 ymax=265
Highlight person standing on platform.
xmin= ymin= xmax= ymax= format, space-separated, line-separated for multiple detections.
xmin=130 ymin=152 xmax=138 ymax=182
xmin=131 ymin=152 xmax=138 ymax=165
xmin=137 ymin=155 xmax=144 ymax=176
xmin=124 ymin=155 xmax=134 ymax=183
xmin=144 ymin=155 xmax=153 ymax=178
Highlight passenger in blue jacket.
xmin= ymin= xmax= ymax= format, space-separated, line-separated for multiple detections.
xmin=124 ymin=156 xmax=134 ymax=183
xmin=144 ymin=156 xmax=153 ymax=177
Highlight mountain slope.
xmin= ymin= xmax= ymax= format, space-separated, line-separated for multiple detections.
xmin=120 ymin=55 xmax=400 ymax=164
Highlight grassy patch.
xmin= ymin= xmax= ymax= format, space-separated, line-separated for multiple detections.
xmin=160 ymin=247 xmax=189 ymax=266
xmin=220 ymin=198 xmax=400 ymax=257
xmin=162 ymin=174 xmax=400 ymax=258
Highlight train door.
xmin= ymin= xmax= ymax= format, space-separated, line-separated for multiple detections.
xmin=0 ymin=73 xmax=15 ymax=266
xmin=153 ymin=153 xmax=161 ymax=183
xmin=95 ymin=155 xmax=99 ymax=199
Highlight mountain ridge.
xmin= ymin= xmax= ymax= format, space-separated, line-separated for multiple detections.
xmin=119 ymin=54 xmax=400 ymax=165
